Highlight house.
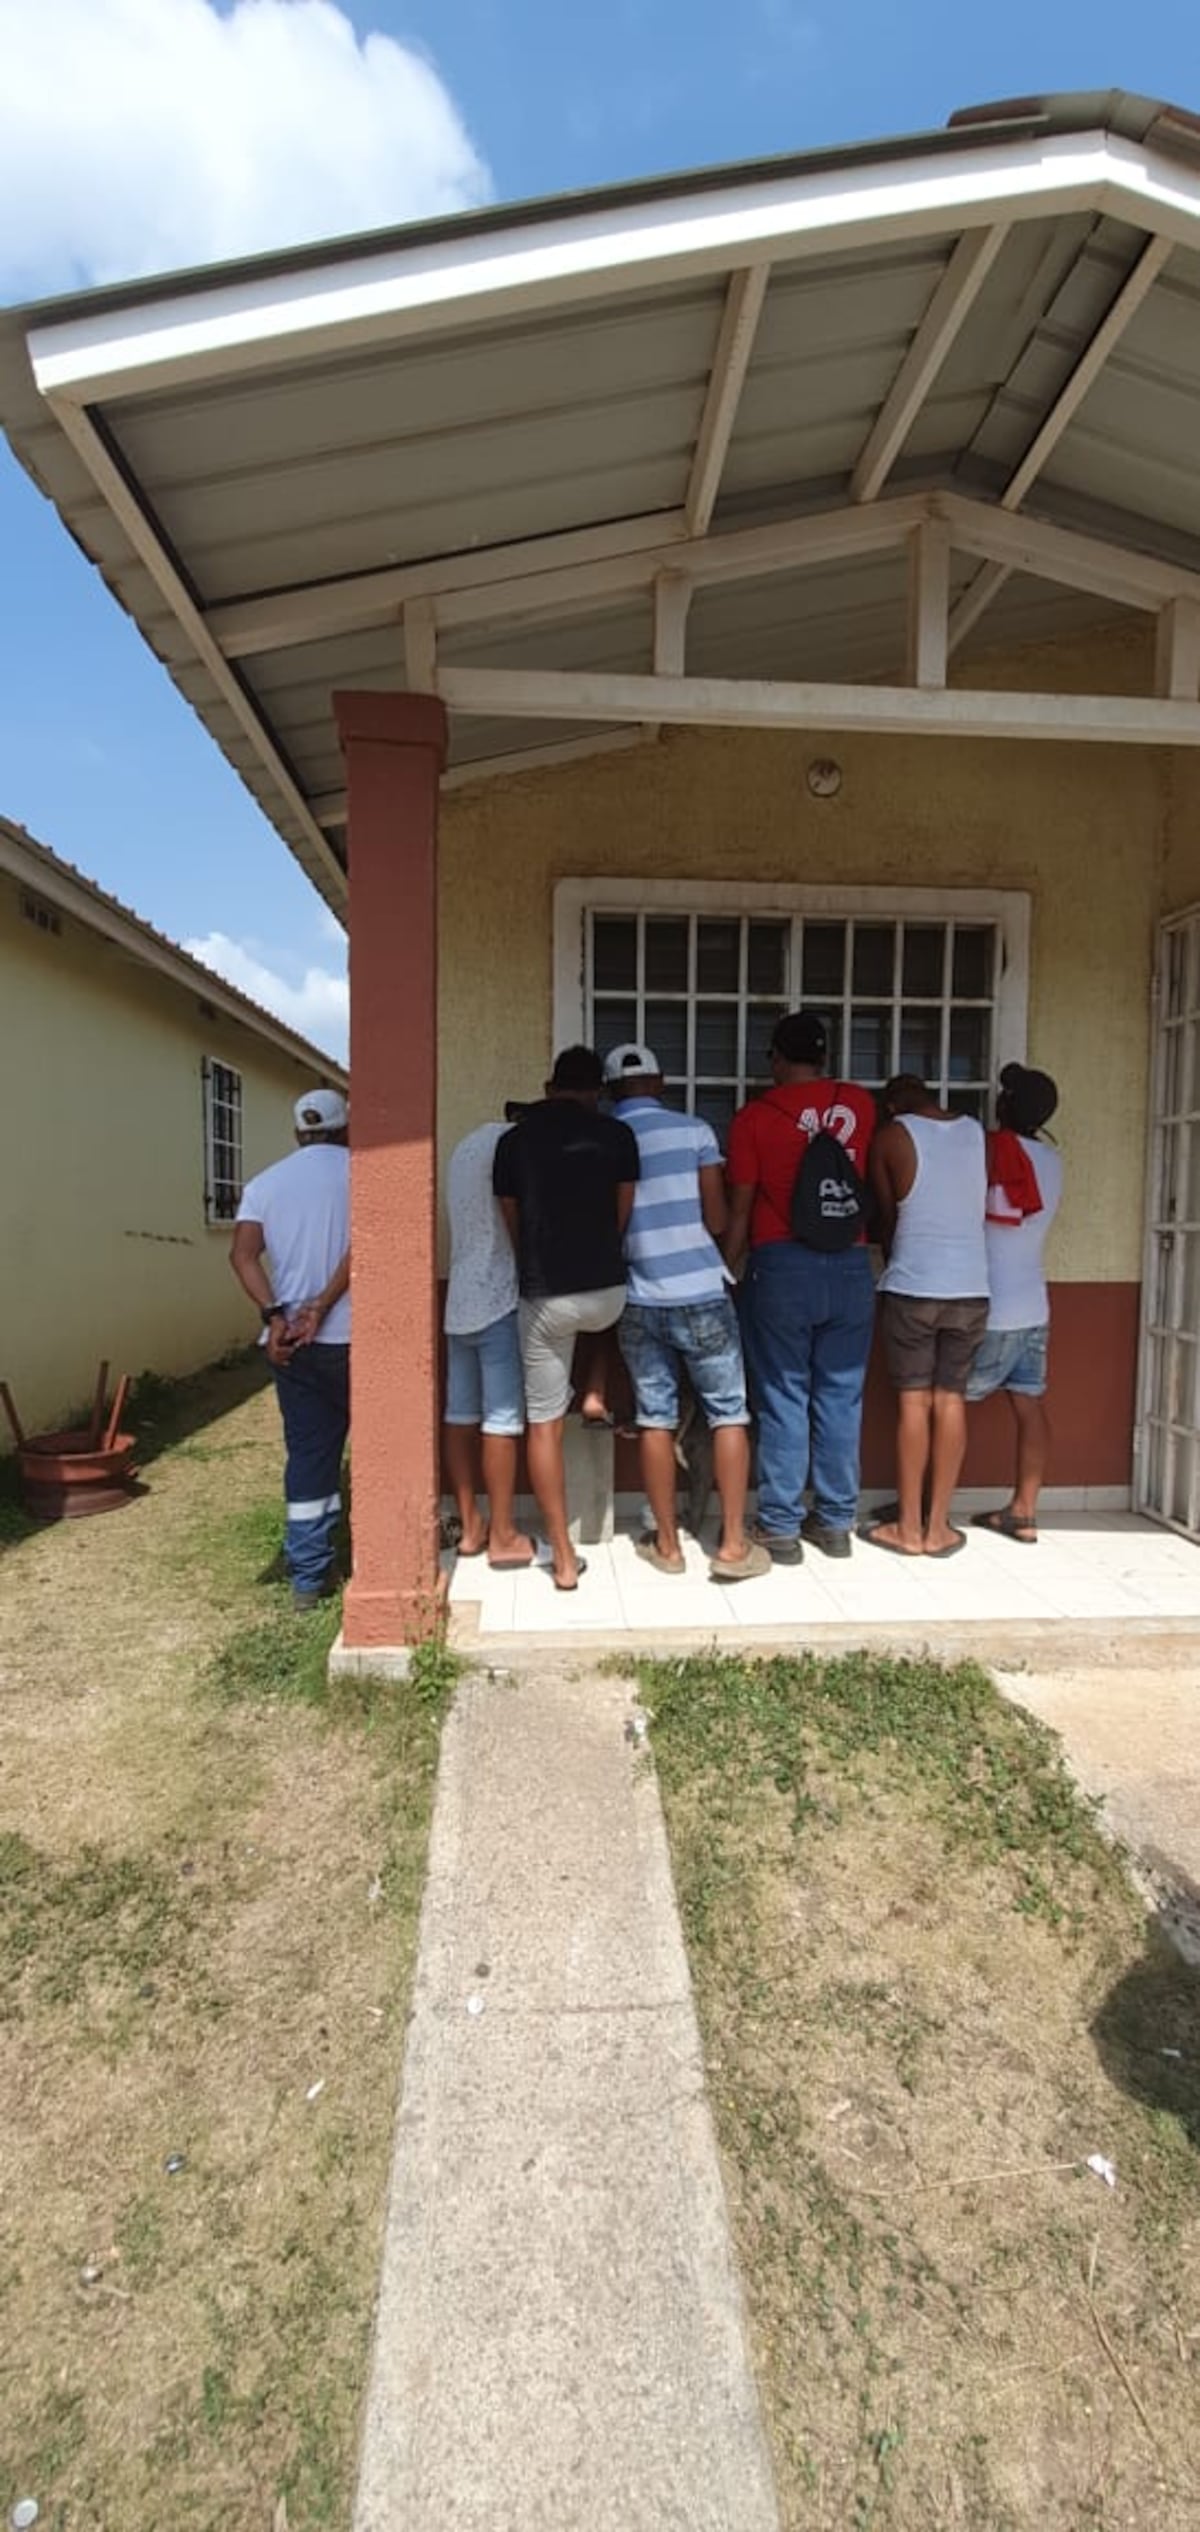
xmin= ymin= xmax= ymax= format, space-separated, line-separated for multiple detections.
xmin=2 ymin=88 xmax=1200 ymax=1654
xmin=0 ymin=818 xmax=347 ymax=1442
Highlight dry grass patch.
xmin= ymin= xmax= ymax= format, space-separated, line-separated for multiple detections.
xmin=637 ymin=1650 xmax=1200 ymax=2532
xmin=0 ymin=1360 xmax=455 ymax=2530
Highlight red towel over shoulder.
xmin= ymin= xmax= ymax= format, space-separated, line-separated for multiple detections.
xmin=986 ymin=1128 xmax=1044 ymax=1225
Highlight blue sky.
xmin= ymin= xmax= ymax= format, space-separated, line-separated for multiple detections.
xmin=3 ymin=0 xmax=1199 ymax=1058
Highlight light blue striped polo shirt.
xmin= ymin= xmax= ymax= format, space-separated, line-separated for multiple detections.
xmin=613 ymin=1098 xmax=730 ymax=1307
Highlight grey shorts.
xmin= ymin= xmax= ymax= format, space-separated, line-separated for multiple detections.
xmin=881 ymin=1293 xmax=989 ymax=1395
xmin=518 ymin=1286 xmax=626 ymax=1424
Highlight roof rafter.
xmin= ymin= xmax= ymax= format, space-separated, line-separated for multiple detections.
xmin=684 ymin=263 xmax=771 ymax=535
xmin=42 ymin=392 xmax=348 ymax=909
xmin=851 ymin=223 xmax=1009 ymax=503
xmin=948 ymin=230 xmax=1173 ymax=652
xmin=213 ymin=494 xmax=929 ymax=661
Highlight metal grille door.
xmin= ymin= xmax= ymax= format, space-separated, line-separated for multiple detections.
xmin=1136 ymin=907 xmax=1200 ymax=1536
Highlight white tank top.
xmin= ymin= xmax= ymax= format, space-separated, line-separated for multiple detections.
xmin=879 ymin=1113 xmax=989 ymax=1300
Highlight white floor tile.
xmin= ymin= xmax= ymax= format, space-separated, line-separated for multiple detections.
xmin=455 ymin=1509 xmax=1200 ymax=1645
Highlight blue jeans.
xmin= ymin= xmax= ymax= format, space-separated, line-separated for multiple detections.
xmin=742 ymin=1244 xmax=875 ymax=1535
xmin=273 ymin=1342 xmax=350 ymax=1592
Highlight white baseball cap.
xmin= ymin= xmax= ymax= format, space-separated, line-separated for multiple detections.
xmin=602 ymin=1042 xmax=661 ymax=1085
xmin=294 ymin=1086 xmax=348 ymax=1132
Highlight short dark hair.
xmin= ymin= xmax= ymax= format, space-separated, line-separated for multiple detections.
xmin=881 ymin=1072 xmax=928 ymax=1117
xmin=771 ymin=1010 xmax=828 ymax=1067
xmin=550 ymin=1044 xmax=604 ymax=1093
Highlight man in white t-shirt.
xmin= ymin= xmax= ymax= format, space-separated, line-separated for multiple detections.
xmin=968 ymin=1065 xmax=1062 ymax=1546
xmin=230 ymin=1087 xmax=350 ymax=1609
xmin=442 ymin=1117 xmax=534 ymax=1570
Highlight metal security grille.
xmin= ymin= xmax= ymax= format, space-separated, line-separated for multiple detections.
xmin=202 ymin=1057 xmax=244 ymax=1223
xmin=1136 ymin=906 xmax=1200 ymax=1538
xmin=587 ymin=909 xmax=999 ymax=1146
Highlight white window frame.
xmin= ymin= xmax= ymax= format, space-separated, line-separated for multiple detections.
xmin=554 ymin=879 xmax=1030 ymax=1117
xmin=202 ymin=1055 xmax=244 ymax=1226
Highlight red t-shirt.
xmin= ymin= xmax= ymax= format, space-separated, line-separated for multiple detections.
xmin=726 ymin=1081 xmax=877 ymax=1248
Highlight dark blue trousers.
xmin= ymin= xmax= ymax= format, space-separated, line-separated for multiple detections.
xmin=272 ymin=1343 xmax=350 ymax=1591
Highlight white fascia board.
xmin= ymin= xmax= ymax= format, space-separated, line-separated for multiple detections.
xmin=436 ymin=662 xmax=1200 ymax=746
xmin=26 ymin=130 xmax=1156 ymax=409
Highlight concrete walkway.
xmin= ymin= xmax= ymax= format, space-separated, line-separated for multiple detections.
xmin=998 ymin=1659 xmax=1200 ymax=1960
xmin=353 ymin=1661 xmax=779 ymax=2531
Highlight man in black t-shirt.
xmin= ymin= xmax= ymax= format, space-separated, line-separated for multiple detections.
xmin=494 ymin=1045 xmax=639 ymax=1591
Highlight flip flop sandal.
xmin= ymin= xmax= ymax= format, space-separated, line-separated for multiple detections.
xmin=455 ymin=1533 xmax=490 ymax=1559
xmin=710 ymin=1542 xmax=772 ymax=1582
xmin=534 ymin=1541 xmax=589 ymax=1589
xmin=858 ymin=1524 xmax=925 ymax=1557
xmin=487 ymin=1547 xmax=537 ymax=1571
xmin=554 ymin=1560 xmax=588 ymax=1591
xmin=636 ymin=1537 xmax=687 ymax=1575
xmin=925 ymin=1531 xmax=968 ymax=1558
xmin=971 ymin=1509 xmax=1038 ymax=1544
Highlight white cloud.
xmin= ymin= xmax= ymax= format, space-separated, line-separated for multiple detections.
xmin=0 ymin=0 xmax=489 ymax=294
xmin=185 ymin=927 xmax=348 ymax=1064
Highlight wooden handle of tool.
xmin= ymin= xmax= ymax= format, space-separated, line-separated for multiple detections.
xmin=0 ymin=1382 xmax=26 ymax=1449
xmin=102 ymin=1375 xmax=130 ymax=1456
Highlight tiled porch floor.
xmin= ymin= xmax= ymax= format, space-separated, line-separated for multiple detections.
xmin=446 ymin=1509 xmax=1200 ymax=1643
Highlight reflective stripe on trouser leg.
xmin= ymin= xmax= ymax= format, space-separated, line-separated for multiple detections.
xmin=273 ymin=1344 xmax=350 ymax=1590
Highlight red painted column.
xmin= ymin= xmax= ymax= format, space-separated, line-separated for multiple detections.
xmin=334 ymin=691 xmax=447 ymax=1648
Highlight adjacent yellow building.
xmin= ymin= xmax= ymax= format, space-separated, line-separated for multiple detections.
xmin=0 ymin=818 xmax=347 ymax=1444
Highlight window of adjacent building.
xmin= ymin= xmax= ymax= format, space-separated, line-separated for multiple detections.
xmin=564 ymin=885 xmax=1028 ymax=1149
xmin=202 ymin=1057 xmax=244 ymax=1224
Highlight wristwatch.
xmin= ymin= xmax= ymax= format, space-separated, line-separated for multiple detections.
xmin=261 ymin=1303 xmax=286 ymax=1326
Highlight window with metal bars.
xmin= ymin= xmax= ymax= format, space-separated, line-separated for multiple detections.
xmin=587 ymin=909 xmax=1000 ymax=1147
xmin=202 ymin=1057 xmax=244 ymax=1224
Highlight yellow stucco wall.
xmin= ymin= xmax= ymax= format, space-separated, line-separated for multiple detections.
xmin=0 ymin=871 xmax=331 ymax=1444
xmin=439 ymin=627 xmax=1177 ymax=1288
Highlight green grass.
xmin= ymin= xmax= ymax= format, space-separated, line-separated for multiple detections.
xmin=634 ymin=1650 xmax=1200 ymax=2532
xmin=637 ymin=1647 xmax=1128 ymax=1928
xmin=0 ymin=1831 xmax=212 ymax=2029
xmin=0 ymin=1364 xmax=460 ymax=2532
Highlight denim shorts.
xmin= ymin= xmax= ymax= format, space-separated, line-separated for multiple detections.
xmin=966 ymin=1323 xmax=1049 ymax=1402
xmin=618 ymin=1295 xmax=749 ymax=1430
xmin=444 ymin=1309 xmax=525 ymax=1436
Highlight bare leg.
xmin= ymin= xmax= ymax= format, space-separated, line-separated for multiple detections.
xmin=1009 ymin=1393 xmax=1049 ymax=1528
xmin=711 ymin=1424 xmax=751 ymax=1562
xmin=573 ymin=1327 xmax=615 ymax=1422
xmin=481 ymin=1431 xmax=533 ymax=1564
xmin=639 ymin=1427 xmax=683 ymax=1560
xmin=865 ymin=1391 xmax=930 ymax=1552
xmin=926 ymin=1389 xmax=968 ymax=1551
xmin=525 ymin=1415 xmax=578 ymax=1587
xmin=443 ymin=1422 xmax=487 ymax=1554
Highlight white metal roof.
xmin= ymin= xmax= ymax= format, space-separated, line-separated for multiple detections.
xmin=3 ymin=89 xmax=1200 ymax=916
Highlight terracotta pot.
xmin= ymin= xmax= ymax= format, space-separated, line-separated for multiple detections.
xmin=18 ymin=1429 xmax=139 ymax=1521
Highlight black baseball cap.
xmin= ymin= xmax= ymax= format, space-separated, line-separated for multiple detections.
xmin=771 ymin=1010 xmax=828 ymax=1066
